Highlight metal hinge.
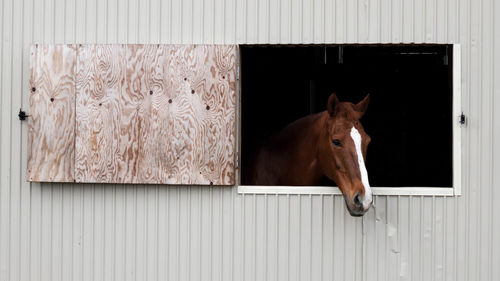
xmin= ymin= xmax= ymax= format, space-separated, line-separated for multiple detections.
xmin=236 ymin=65 xmax=240 ymax=80
xmin=18 ymin=109 xmax=30 ymax=121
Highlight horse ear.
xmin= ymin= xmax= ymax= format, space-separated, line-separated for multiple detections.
xmin=355 ymin=94 xmax=370 ymax=117
xmin=327 ymin=93 xmax=340 ymax=116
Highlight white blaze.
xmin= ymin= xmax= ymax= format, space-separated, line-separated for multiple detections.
xmin=350 ymin=127 xmax=372 ymax=210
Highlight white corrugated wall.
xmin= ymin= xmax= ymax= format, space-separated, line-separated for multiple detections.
xmin=1 ymin=0 xmax=499 ymax=280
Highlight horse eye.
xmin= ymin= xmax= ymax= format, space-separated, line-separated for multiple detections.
xmin=332 ymin=139 xmax=342 ymax=147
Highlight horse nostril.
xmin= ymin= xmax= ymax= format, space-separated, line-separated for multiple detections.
xmin=353 ymin=193 xmax=362 ymax=207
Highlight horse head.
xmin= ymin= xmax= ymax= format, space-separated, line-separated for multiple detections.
xmin=318 ymin=93 xmax=372 ymax=216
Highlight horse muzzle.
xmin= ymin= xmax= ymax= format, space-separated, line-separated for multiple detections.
xmin=344 ymin=192 xmax=372 ymax=217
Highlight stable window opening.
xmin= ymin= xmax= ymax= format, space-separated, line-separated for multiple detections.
xmin=238 ymin=44 xmax=461 ymax=196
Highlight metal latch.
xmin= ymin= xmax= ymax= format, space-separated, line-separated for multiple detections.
xmin=459 ymin=113 xmax=466 ymax=126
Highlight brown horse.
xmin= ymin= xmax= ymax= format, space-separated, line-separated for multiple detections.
xmin=247 ymin=94 xmax=372 ymax=216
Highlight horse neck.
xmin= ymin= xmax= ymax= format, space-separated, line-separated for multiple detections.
xmin=287 ymin=112 xmax=328 ymax=184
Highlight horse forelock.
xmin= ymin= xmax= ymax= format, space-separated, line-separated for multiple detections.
xmin=332 ymin=102 xmax=364 ymax=120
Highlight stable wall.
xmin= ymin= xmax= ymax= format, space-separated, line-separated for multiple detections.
xmin=0 ymin=0 xmax=499 ymax=280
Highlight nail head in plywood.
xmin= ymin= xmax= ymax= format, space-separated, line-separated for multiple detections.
xmin=27 ymin=44 xmax=76 ymax=182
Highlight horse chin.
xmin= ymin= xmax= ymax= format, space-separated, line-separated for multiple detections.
xmin=347 ymin=208 xmax=366 ymax=217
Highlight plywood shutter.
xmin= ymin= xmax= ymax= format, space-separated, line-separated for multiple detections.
xmin=29 ymin=44 xmax=237 ymax=185
xmin=27 ymin=45 xmax=76 ymax=182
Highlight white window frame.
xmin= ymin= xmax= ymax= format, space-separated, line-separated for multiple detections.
xmin=237 ymin=44 xmax=462 ymax=196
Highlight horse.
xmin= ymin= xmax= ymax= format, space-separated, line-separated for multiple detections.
xmin=246 ymin=93 xmax=373 ymax=216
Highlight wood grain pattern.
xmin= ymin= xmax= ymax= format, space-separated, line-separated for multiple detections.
xmin=75 ymin=45 xmax=237 ymax=185
xmin=74 ymin=45 xmax=126 ymax=183
xmin=27 ymin=45 xmax=76 ymax=182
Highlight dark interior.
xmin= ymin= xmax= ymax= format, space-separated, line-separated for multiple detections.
xmin=240 ymin=44 xmax=453 ymax=187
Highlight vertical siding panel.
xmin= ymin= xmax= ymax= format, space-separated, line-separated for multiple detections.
xmin=188 ymin=188 xmax=200 ymax=281
xmin=61 ymin=186 xmax=74 ymax=281
xmin=269 ymin=0 xmax=280 ymax=43
xmin=480 ymin=0 xmax=494 ymax=279
xmin=8 ymin=0 xmax=23 ymax=279
xmin=265 ymin=195 xmax=278 ymax=281
xmin=434 ymin=197 xmax=445 ymax=281
xmin=367 ymin=0 xmax=379 ymax=42
xmin=332 ymin=196 xmax=344 ymax=281
xmin=424 ymin=0 xmax=436 ymax=42
xmin=107 ymin=0 xmax=118 ymax=43
xmin=279 ymin=0 xmax=291 ymax=43
xmin=436 ymin=0 xmax=446 ymax=42
xmin=40 ymin=186 xmax=53 ymax=281
xmin=398 ymin=196 xmax=410 ymax=281
xmin=137 ymin=0 xmax=149 ymax=43
xmin=385 ymin=197 xmax=399 ymax=281
xmin=324 ymin=0 xmax=335 ymax=42
xmin=345 ymin=0 xmax=357 ymax=42
xmin=299 ymin=195 xmax=311 ymax=281
xmin=413 ymin=0 xmax=424 ymax=42
xmin=254 ymin=194 xmax=266 ymax=281
xmin=20 ymin=0 xmax=34 ymax=280
xmin=82 ymin=187 xmax=95 ymax=281
xmin=71 ymin=186 xmax=83 ymax=281
xmin=468 ymin=0 xmax=481 ymax=280
xmin=246 ymin=0 xmax=258 ymax=43
xmin=221 ymin=189 xmax=234 ymax=281
xmin=144 ymin=186 xmax=156 ymax=280
xmin=375 ymin=196 xmax=387 ymax=281
xmin=447 ymin=0 xmax=458 ymax=42
xmin=313 ymin=0 xmax=325 ymax=43
xmin=51 ymin=186 xmax=63 ymax=281
xmin=310 ymin=195 xmax=322 ymax=281
xmin=148 ymin=0 xmax=161 ymax=43
xmin=155 ymin=187 xmax=167 ymax=281
xmin=30 ymin=183 xmax=42 ymax=281
xmin=235 ymin=0 xmax=246 ymax=43
xmin=64 ymin=0 xmax=75 ymax=41
xmin=225 ymin=0 xmax=236 ymax=43
xmin=211 ymin=189 xmax=223 ymax=281
xmin=379 ymin=0 xmax=391 ymax=42
xmin=301 ymin=0 xmax=313 ymax=43
xmin=456 ymin=0 xmax=470 ymax=280
xmin=290 ymin=0 xmax=302 ymax=43
xmin=203 ymin=0 xmax=215 ymax=43
xmin=232 ymin=192 xmax=243 ymax=281
xmin=257 ymin=0 xmax=269 ymax=42
xmin=214 ymin=0 xmax=225 ymax=43
xmin=93 ymin=187 xmax=104 ymax=281
xmin=242 ymin=194 xmax=255 ymax=281
xmin=321 ymin=196 xmax=333 ymax=281
xmin=182 ymin=0 xmax=193 ymax=43
xmin=103 ymin=187 xmax=115 ymax=281
xmin=357 ymin=0 xmax=368 ymax=42
xmin=335 ymin=0 xmax=345 ymax=42
xmin=276 ymin=195 xmax=289 ymax=281
xmin=0 ymin=0 xmax=12 ymax=277
xmin=391 ymin=0 xmax=402 ymax=42
xmin=402 ymin=0 xmax=414 ymax=42
xmin=362 ymin=202 xmax=376 ymax=281
xmin=199 ymin=188 xmax=211 ymax=281
xmin=492 ymin=1 xmax=500 ymax=279
xmin=192 ymin=0 xmax=204 ymax=43
xmin=288 ymin=195 xmax=300 ymax=281
xmin=177 ymin=188 xmax=189 ymax=281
